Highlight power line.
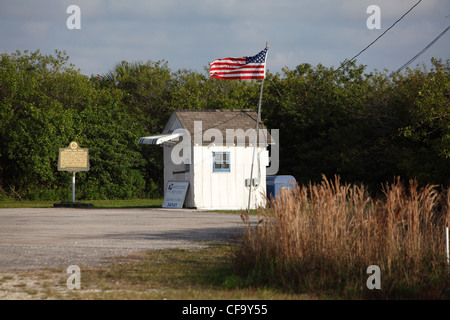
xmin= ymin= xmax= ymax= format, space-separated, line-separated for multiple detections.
xmin=339 ymin=0 xmax=422 ymax=70
xmin=396 ymin=25 xmax=450 ymax=73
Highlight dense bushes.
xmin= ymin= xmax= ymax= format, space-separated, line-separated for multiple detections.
xmin=0 ymin=50 xmax=448 ymax=200
xmin=0 ymin=50 xmax=146 ymax=200
xmin=263 ymin=59 xmax=450 ymax=191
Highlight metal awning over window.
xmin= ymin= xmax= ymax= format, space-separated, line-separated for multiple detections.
xmin=138 ymin=132 xmax=183 ymax=145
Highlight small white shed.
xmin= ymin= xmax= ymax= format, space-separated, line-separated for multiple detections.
xmin=139 ymin=109 xmax=273 ymax=210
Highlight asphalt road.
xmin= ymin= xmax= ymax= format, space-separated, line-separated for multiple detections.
xmin=0 ymin=207 xmax=255 ymax=272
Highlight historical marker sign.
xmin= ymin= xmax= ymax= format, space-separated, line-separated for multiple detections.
xmin=58 ymin=141 xmax=89 ymax=172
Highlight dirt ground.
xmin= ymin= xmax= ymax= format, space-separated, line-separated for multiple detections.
xmin=0 ymin=207 xmax=254 ymax=299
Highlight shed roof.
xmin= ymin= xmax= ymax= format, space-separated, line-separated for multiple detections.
xmin=163 ymin=109 xmax=273 ymax=146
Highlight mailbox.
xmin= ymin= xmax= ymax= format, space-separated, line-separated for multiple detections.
xmin=266 ymin=175 xmax=296 ymax=200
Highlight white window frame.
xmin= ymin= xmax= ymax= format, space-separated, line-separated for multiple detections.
xmin=212 ymin=152 xmax=230 ymax=172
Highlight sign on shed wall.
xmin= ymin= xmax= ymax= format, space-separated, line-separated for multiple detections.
xmin=163 ymin=181 xmax=189 ymax=208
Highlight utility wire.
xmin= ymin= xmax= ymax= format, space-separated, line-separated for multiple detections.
xmin=396 ymin=25 xmax=450 ymax=73
xmin=339 ymin=0 xmax=422 ymax=70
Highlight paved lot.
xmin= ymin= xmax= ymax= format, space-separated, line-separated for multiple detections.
xmin=0 ymin=207 xmax=254 ymax=272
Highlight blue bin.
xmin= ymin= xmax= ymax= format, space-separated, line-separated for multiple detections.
xmin=266 ymin=175 xmax=297 ymax=200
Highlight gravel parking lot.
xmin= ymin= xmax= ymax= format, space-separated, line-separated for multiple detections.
xmin=0 ymin=207 xmax=254 ymax=272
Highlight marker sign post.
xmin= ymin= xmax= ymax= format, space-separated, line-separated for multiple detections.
xmin=58 ymin=141 xmax=89 ymax=204
xmin=162 ymin=181 xmax=189 ymax=209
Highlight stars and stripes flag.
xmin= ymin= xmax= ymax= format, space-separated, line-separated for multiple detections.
xmin=209 ymin=48 xmax=268 ymax=80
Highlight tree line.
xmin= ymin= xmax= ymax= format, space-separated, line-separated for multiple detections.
xmin=0 ymin=49 xmax=448 ymax=200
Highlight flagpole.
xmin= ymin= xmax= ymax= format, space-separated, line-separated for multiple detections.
xmin=247 ymin=42 xmax=269 ymax=216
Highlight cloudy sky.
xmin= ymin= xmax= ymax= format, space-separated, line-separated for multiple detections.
xmin=1 ymin=0 xmax=449 ymax=76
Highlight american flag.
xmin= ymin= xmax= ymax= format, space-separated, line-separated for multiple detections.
xmin=209 ymin=48 xmax=268 ymax=80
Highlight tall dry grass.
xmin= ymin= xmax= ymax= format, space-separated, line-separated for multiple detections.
xmin=236 ymin=175 xmax=450 ymax=299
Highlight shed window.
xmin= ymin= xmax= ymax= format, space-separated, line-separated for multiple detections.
xmin=213 ymin=152 xmax=230 ymax=172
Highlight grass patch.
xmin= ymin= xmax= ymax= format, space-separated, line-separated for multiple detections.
xmin=89 ymin=198 xmax=163 ymax=208
xmin=15 ymin=245 xmax=313 ymax=300
xmin=0 ymin=198 xmax=164 ymax=209
xmin=210 ymin=209 xmax=259 ymax=216
xmin=0 ymin=200 xmax=56 ymax=208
